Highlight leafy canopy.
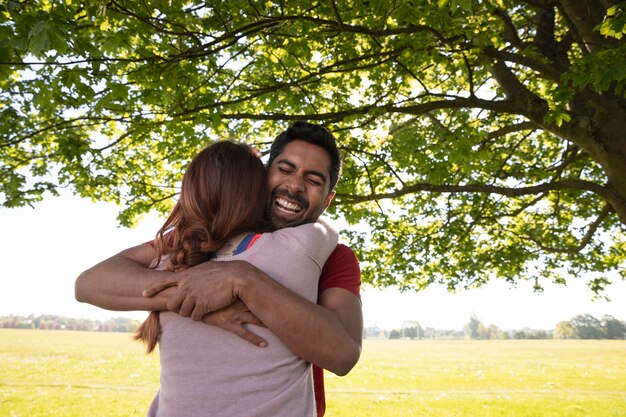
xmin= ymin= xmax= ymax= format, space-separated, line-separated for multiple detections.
xmin=2 ymin=0 xmax=625 ymax=294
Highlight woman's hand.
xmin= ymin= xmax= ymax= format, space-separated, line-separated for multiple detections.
xmin=202 ymin=300 xmax=267 ymax=347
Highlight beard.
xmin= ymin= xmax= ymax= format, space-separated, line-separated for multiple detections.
xmin=267 ymin=188 xmax=321 ymax=229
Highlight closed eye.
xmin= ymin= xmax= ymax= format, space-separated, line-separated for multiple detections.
xmin=307 ymin=176 xmax=323 ymax=186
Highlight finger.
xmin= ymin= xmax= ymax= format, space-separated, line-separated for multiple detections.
xmin=178 ymin=295 xmax=196 ymax=317
xmin=231 ymin=324 xmax=267 ymax=347
xmin=144 ymin=278 xmax=180 ymax=297
xmin=165 ymin=290 xmax=185 ymax=313
xmin=239 ymin=311 xmax=265 ymax=328
xmin=190 ymin=304 xmax=206 ymax=322
xmin=166 ymin=291 xmax=187 ymax=315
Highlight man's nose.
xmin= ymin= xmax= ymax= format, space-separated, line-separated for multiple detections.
xmin=284 ymin=174 xmax=305 ymax=193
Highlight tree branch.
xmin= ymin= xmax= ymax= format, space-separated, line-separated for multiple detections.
xmin=493 ymin=8 xmax=525 ymax=49
xmin=334 ymin=178 xmax=609 ymax=204
xmin=284 ymin=15 xmax=452 ymax=42
xmin=220 ymin=95 xmax=526 ymax=123
xmin=329 ymin=0 xmax=344 ymax=29
xmin=108 ymin=0 xmax=204 ymax=44
xmin=558 ymin=0 xmax=612 ymax=53
xmin=487 ymin=121 xmax=538 ymax=140
xmin=489 ymin=60 xmax=549 ymax=118
xmin=243 ymin=48 xmax=405 ymax=95
xmin=483 ymin=46 xmax=563 ymax=81
xmin=342 ymin=146 xmax=407 ymax=189
xmin=525 ymin=203 xmax=613 ymax=254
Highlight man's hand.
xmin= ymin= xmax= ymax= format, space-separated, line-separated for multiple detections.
xmin=202 ymin=300 xmax=267 ymax=347
xmin=143 ymin=260 xmax=253 ymax=319
xmin=143 ymin=260 xmax=267 ymax=347
xmin=143 ymin=253 xmax=362 ymax=375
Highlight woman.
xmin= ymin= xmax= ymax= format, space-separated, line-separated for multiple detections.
xmin=135 ymin=141 xmax=337 ymax=417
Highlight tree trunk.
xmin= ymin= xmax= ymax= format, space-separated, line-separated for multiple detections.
xmin=546 ymin=92 xmax=626 ymax=224
xmin=547 ymin=1 xmax=626 ymax=223
xmin=559 ymin=0 xmax=611 ymax=53
xmin=592 ymin=100 xmax=626 ymax=224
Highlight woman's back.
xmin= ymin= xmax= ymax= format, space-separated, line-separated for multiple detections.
xmin=149 ymin=220 xmax=338 ymax=417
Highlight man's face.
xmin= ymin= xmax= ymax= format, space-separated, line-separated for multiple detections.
xmin=266 ymin=140 xmax=335 ymax=229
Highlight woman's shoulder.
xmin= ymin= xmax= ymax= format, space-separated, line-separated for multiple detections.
xmin=260 ymin=218 xmax=338 ymax=263
xmin=270 ymin=217 xmax=337 ymax=239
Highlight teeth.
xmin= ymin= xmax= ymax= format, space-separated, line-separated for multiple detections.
xmin=276 ymin=197 xmax=302 ymax=213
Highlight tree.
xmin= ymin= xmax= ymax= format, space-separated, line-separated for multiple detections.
xmin=477 ymin=322 xmax=490 ymax=339
xmin=601 ymin=314 xmax=626 ymax=339
xmin=2 ymin=0 xmax=625 ymax=292
xmin=487 ymin=324 xmax=505 ymax=339
xmin=553 ymin=320 xmax=575 ymax=339
xmin=403 ymin=325 xmax=421 ymax=339
xmin=389 ymin=329 xmax=402 ymax=339
xmin=569 ymin=313 xmax=605 ymax=339
xmin=401 ymin=320 xmax=424 ymax=339
xmin=464 ymin=314 xmax=481 ymax=339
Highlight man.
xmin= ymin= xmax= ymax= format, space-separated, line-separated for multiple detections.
xmin=75 ymin=121 xmax=363 ymax=415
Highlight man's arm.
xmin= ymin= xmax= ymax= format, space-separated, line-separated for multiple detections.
xmin=239 ymin=270 xmax=362 ymax=376
xmin=150 ymin=259 xmax=363 ymax=376
xmin=75 ymin=244 xmax=267 ymax=347
xmin=75 ymin=243 xmax=172 ymax=311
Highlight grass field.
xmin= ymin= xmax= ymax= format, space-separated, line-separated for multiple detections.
xmin=1 ymin=329 xmax=625 ymax=416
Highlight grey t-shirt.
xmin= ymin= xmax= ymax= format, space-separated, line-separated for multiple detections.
xmin=148 ymin=220 xmax=338 ymax=417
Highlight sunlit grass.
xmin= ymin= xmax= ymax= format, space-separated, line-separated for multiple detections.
xmin=1 ymin=329 xmax=159 ymax=417
xmin=324 ymin=339 xmax=626 ymax=416
xmin=1 ymin=330 xmax=625 ymax=416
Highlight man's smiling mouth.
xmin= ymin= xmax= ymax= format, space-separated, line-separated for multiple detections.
xmin=275 ymin=197 xmax=303 ymax=214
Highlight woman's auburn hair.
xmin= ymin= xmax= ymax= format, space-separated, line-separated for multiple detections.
xmin=134 ymin=141 xmax=268 ymax=352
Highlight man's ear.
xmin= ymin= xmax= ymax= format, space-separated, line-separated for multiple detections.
xmin=323 ymin=191 xmax=335 ymax=210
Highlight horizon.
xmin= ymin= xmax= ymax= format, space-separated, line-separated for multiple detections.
xmin=2 ymin=303 xmax=624 ymax=333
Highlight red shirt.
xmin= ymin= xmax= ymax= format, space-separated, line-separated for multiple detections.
xmin=313 ymin=244 xmax=362 ymax=416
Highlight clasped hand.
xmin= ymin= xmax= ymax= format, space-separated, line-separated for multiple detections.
xmin=143 ymin=260 xmax=267 ymax=347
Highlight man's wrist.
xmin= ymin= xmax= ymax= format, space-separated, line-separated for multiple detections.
xmin=231 ymin=260 xmax=260 ymax=300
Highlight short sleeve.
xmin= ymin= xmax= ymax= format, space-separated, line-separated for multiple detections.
xmin=270 ymin=218 xmax=339 ymax=271
xmin=318 ymin=244 xmax=361 ymax=298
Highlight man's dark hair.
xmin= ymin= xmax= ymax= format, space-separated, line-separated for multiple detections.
xmin=267 ymin=121 xmax=342 ymax=191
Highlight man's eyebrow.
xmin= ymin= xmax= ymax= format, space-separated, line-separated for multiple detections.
xmin=276 ymin=159 xmax=328 ymax=183
xmin=276 ymin=159 xmax=296 ymax=169
xmin=306 ymin=169 xmax=328 ymax=183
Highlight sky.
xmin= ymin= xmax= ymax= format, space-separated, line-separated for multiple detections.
xmin=1 ymin=191 xmax=624 ymax=331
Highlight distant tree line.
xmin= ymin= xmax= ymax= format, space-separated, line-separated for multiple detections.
xmin=366 ymin=314 xmax=626 ymax=340
xmin=0 ymin=314 xmax=143 ymax=333
xmin=3 ymin=313 xmax=624 ymax=339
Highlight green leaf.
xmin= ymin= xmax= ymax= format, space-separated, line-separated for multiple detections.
xmin=2 ymin=0 xmax=624 ymax=295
